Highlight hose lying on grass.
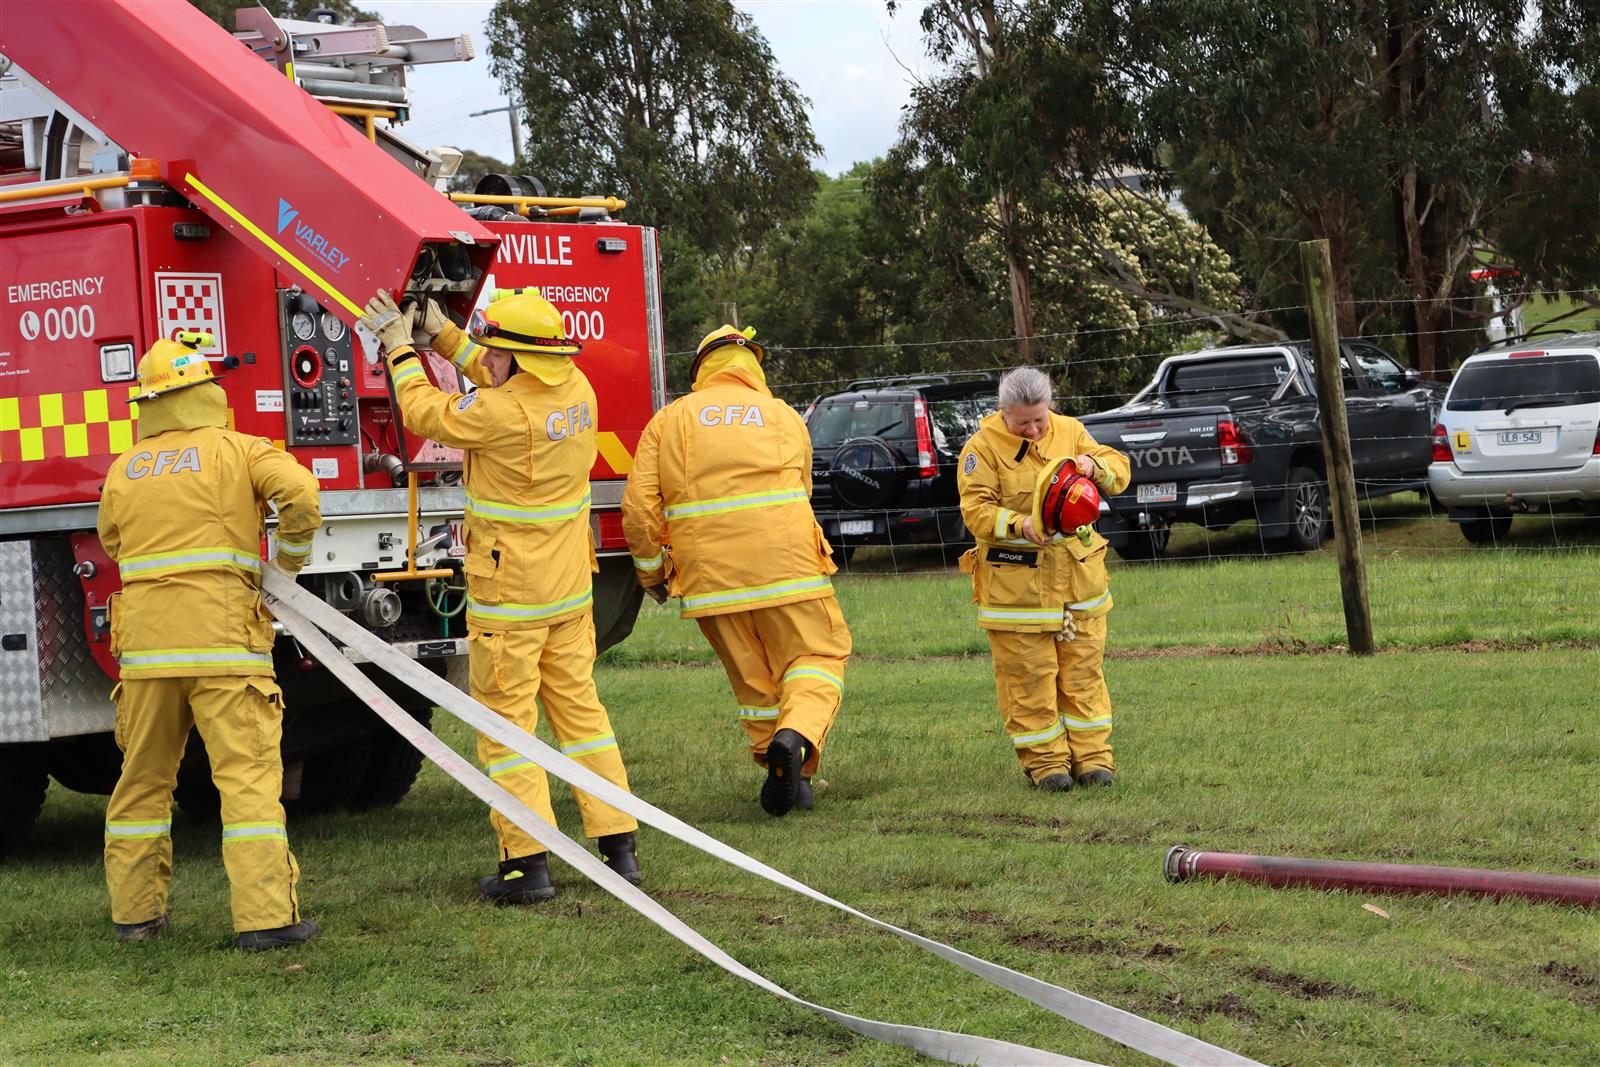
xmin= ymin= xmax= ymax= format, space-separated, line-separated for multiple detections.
xmin=263 ymin=567 xmax=1259 ymax=1067
xmin=1165 ymin=845 xmax=1600 ymax=907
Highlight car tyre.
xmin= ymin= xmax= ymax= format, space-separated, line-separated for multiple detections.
xmin=829 ymin=436 xmax=902 ymax=512
xmin=0 ymin=745 xmax=50 ymax=860
xmin=1275 ymin=467 xmax=1331 ymax=553
xmin=1458 ymin=508 xmax=1513 ymax=545
xmin=347 ymin=707 xmax=432 ymax=811
xmin=1113 ymin=521 xmax=1170 ymax=561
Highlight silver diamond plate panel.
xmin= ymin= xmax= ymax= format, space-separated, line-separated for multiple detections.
xmin=0 ymin=540 xmax=46 ymax=742
xmin=34 ymin=537 xmax=115 ymax=737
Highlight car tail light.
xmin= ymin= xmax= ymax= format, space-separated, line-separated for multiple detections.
xmin=593 ymin=509 xmax=629 ymax=551
xmin=1593 ymin=425 xmax=1600 ymax=455
xmin=1217 ymin=419 xmax=1253 ymax=465
xmin=913 ymin=397 xmax=937 ymax=477
xmin=1431 ymin=423 xmax=1452 ymax=463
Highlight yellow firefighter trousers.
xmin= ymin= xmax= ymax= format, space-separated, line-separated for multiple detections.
xmin=987 ymin=614 xmax=1114 ymax=783
xmin=105 ymin=675 xmax=301 ymax=932
xmin=695 ymin=595 xmax=851 ymax=777
xmin=470 ymin=610 xmax=637 ymax=860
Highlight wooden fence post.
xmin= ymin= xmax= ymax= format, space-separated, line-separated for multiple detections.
xmin=1300 ymin=239 xmax=1376 ymax=655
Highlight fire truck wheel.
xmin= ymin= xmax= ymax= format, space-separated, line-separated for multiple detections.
xmin=0 ymin=746 xmax=50 ymax=860
xmin=289 ymin=739 xmax=374 ymax=816
xmin=347 ymin=707 xmax=432 ymax=811
xmin=46 ymin=733 xmax=125 ymax=794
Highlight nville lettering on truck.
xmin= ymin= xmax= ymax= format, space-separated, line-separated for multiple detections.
xmin=0 ymin=2 xmax=664 ymax=854
xmin=1080 ymin=341 xmax=1442 ymax=560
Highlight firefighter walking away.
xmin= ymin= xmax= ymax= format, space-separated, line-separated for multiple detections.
xmin=98 ymin=333 xmax=322 ymax=949
xmin=363 ymin=288 xmax=642 ymax=902
xmin=622 ymin=324 xmax=852 ymax=816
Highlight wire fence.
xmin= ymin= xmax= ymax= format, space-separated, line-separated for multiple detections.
xmin=639 ymin=293 xmax=1600 ymax=661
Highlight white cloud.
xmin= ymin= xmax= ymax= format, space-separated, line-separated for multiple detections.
xmin=362 ymin=0 xmax=930 ymax=178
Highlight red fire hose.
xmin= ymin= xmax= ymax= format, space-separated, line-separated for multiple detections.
xmin=1165 ymin=845 xmax=1600 ymax=908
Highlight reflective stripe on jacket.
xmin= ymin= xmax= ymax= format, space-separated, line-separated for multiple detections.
xmin=956 ymin=412 xmax=1130 ymax=633
xmin=98 ymin=426 xmax=321 ymax=677
xmin=621 ymin=366 xmax=836 ymax=618
xmin=389 ymin=341 xmax=597 ymax=632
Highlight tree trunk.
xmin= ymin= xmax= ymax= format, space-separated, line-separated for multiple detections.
xmin=996 ymin=183 xmax=1036 ymax=361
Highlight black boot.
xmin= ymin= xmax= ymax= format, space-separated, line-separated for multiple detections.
xmin=477 ymin=853 xmax=556 ymax=905
xmin=760 ymin=729 xmax=810 ymax=817
xmin=114 ymin=912 xmax=168 ymax=944
xmin=795 ymin=778 xmax=815 ymax=811
xmin=1075 ymin=768 xmax=1114 ymax=788
xmin=598 ymin=832 xmax=642 ymax=886
xmin=1036 ymin=773 xmax=1074 ymax=793
xmin=237 ymin=918 xmax=320 ymax=951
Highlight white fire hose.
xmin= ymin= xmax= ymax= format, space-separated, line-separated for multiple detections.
xmin=262 ymin=569 xmax=1259 ymax=1067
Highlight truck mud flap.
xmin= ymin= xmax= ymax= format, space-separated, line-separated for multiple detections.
xmin=261 ymin=568 xmax=1257 ymax=1067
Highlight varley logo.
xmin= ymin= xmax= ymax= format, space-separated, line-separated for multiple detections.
xmin=275 ymin=198 xmax=350 ymax=273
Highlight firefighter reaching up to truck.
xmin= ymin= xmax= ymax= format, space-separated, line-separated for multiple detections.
xmin=957 ymin=366 xmax=1130 ymax=793
xmin=97 ymin=333 xmax=322 ymax=950
xmin=361 ymin=288 xmax=643 ymax=902
xmin=622 ymin=325 xmax=852 ymax=817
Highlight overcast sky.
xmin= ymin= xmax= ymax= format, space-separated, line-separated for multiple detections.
xmin=365 ymin=0 xmax=932 ymax=179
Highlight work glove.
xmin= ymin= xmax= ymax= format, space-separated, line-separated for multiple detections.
xmin=643 ymin=583 xmax=669 ymax=604
xmin=409 ymin=294 xmax=450 ymax=346
xmin=1055 ymin=608 xmax=1078 ymax=643
xmin=360 ymin=290 xmax=415 ymax=354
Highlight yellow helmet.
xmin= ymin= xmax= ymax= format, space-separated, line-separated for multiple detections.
xmin=129 ymin=332 xmax=220 ymax=402
xmin=468 ymin=288 xmax=580 ymax=356
xmin=692 ymin=323 xmax=763 ymax=379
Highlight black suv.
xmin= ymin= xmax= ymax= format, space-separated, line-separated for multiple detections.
xmin=805 ymin=373 xmax=998 ymax=556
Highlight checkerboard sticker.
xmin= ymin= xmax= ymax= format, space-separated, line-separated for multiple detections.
xmin=154 ymin=272 xmax=227 ymax=356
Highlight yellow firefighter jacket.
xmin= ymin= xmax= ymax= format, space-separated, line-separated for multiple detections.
xmin=622 ymin=364 xmax=836 ymax=618
xmin=432 ymin=321 xmax=496 ymax=389
xmin=389 ymin=340 xmax=597 ymax=633
xmin=957 ymin=411 xmax=1130 ymax=633
xmin=98 ymin=398 xmax=321 ymax=678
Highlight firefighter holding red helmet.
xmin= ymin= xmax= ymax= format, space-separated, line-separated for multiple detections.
xmin=956 ymin=366 xmax=1130 ymax=792
xmin=361 ymin=287 xmax=642 ymax=904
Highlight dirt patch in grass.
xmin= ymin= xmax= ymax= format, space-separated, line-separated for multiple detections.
xmin=1110 ymin=636 xmax=1600 ymax=660
xmin=1541 ymin=961 xmax=1600 ymax=1005
xmin=1248 ymin=965 xmax=1357 ymax=1000
xmin=1201 ymin=992 xmax=1256 ymax=1020
xmin=1010 ymin=932 xmax=1117 ymax=955
xmin=958 ymin=909 xmax=1005 ymax=927
xmin=1145 ymin=942 xmax=1181 ymax=959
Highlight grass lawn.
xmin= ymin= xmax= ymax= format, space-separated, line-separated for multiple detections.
xmin=4 ymin=525 xmax=1599 ymax=1065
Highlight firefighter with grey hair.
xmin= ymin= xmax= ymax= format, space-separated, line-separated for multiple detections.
xmin=956 ymin=366 xmax=1130 ymax=791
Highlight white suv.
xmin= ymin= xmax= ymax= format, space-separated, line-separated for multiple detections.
xmin=1429 ymin=338 xmax=1600 ymax=543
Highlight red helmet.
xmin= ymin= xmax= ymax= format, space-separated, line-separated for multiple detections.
xmin=1034 ymin=458 xmax=1102 ymax=536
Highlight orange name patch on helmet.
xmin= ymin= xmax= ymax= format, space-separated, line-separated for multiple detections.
xmin=1036 ymin=460 xmax=1102 ymax=536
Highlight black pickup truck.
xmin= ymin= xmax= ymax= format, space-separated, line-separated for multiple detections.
xmin=1081 ymin=341 xmax=1442 ymax=558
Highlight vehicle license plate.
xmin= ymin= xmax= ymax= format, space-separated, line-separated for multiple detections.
xmin=839 ymin=519 xmax=874 ymax=536
xmin=1496 ymin=430 xmax=1544 ymax=446
xmin=1136 ymin=482 xmax=1179 ymax=504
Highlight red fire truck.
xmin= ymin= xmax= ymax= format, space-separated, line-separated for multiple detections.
xmin=0 ymin=4 xmax=664 ymax=852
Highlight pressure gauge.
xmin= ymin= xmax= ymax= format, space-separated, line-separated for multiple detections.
xmin=320 ymin=311 xmax=346 ymax=342
xmin=291 ymin=310 xmax=317 ymax=341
